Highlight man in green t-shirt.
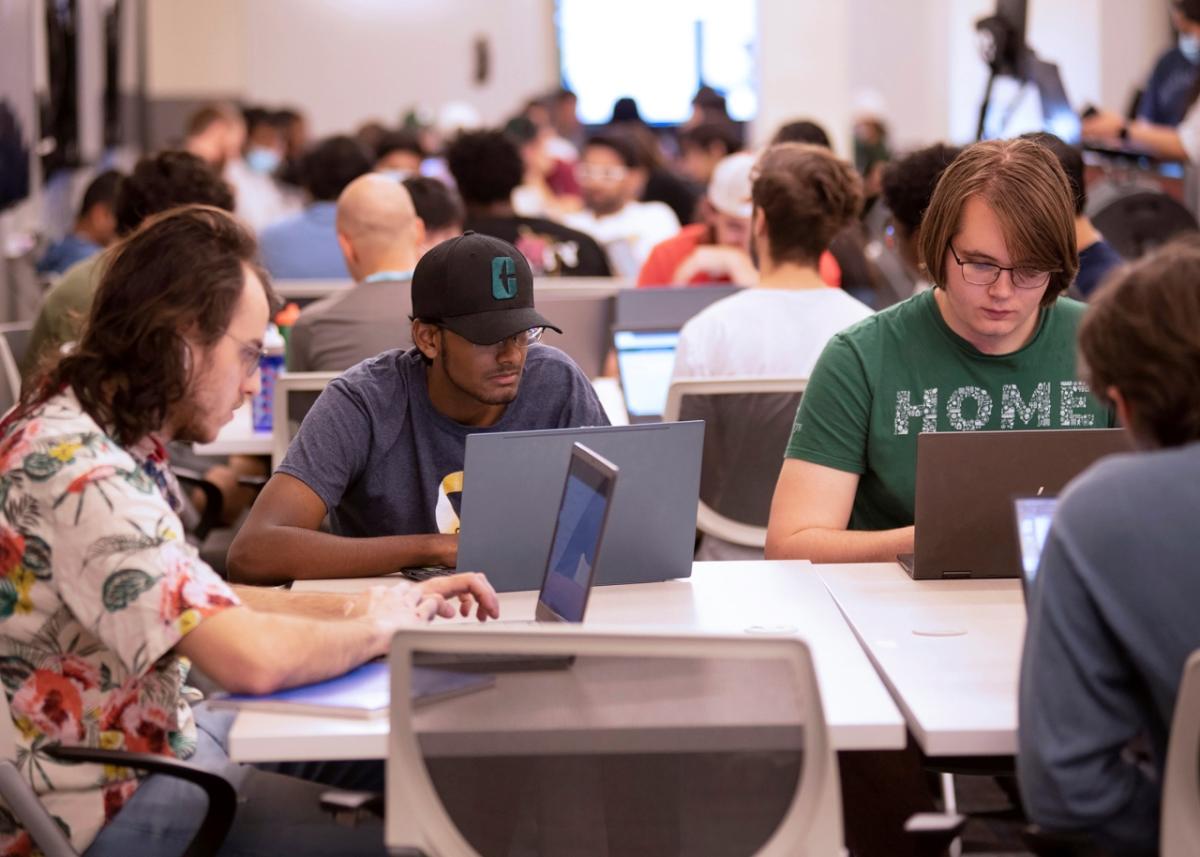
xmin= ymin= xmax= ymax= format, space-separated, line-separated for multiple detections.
xmin=766 ymin=138 xmax=1113 ymax=563
xmin=22 ymin=151 xmax=235 ymax=386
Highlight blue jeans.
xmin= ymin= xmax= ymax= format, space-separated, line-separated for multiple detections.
xmin=84 ymin=705 xmax=386 ymax=857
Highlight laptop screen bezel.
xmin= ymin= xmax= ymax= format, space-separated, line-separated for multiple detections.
xmin=535 ymin=442 xmax=620 ymax=623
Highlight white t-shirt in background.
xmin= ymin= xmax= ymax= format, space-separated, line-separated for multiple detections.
xmin=672 ymin=286 xmax=874 ymax=562
xmin=565 ymin=201 xmax=681 ymax=277
xmin=672 ymin=287 xmax=873 ymax=380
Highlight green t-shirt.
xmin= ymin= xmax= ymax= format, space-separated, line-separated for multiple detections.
xmin=785 ymin=289 xmax=1114 ymax=530
xmin=21 ymin=254 xmax=106 ymax=385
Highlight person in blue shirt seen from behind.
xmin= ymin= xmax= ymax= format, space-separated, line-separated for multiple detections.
xmin=1021 ymin=132 xmax=1123 ymax=299
xmin=36 ymin=170 xmax=122 ymax=276
xmin=1137 ymin=0 xmax=1200 ymax=126
xmin=1019 ymin=234 xmax=1200 ymax=857
xmin=258 ymin=135 xmax=372 ymax=279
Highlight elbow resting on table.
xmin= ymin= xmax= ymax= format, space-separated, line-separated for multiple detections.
xmin=226 ymin=526 xmax=290 ymax=587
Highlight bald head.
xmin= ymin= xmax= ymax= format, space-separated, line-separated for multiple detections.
xmin=335 ymin=174 xmax=423 ymax=280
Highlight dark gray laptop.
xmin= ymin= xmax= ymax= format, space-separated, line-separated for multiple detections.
xmin=458 ymin=422 xmax=704 ymax=592
xmin=903 ymin=429 xmax=1127 ymax=579
xmin=415 ymin=442 xmax=618 ymax=672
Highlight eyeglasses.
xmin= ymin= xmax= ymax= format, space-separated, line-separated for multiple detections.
xmin=948 ymin=244 xmax=1056 ymax=290
xmin=576 ymin=164 xmax=628 ymax=183
xmin=225 ymin=333 xmax=267 ymax=378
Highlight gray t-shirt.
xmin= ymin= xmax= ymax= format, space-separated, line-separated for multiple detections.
xmin=286 ymin=274 xmax=414 ymax=373
xmin=277 ymin=344 xmax=609 ymax=538
xmin=1018 ymin=440 xmax=1200 ymax=856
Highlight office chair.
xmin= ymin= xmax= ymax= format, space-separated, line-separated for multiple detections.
xmin=1162 ymin=648 xmax=1200 ymax=857
xmin=0 ymin=686 xmax=236 ymax=856
xmin=663 ymin=377 xmax=806 ymax=550
xmin=385 ymin=626 xmax=845 ymax=856
xmin=0 ymin=322 xmax=32 ymax=414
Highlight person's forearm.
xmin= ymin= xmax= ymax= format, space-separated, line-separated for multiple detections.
xmin=765 ymin=525 xmax=914 ymax=564
xmin=1127 ymin=121 xmax=1189 ymax=161
xmin=231 ymin=583 xmax=363 ymax=619
xmin=227 ymin=526 xmax=448 ymax=585
xmin=186 ymin=610 xmax=387 ymax=694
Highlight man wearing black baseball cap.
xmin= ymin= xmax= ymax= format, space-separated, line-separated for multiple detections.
xmin=229 ymin=232 xmax=609 ymax=584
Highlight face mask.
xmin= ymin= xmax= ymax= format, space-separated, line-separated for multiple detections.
xmin=375 ymin=168 xmax=412 ymax=182
xmin=1180 ymin=33 xmax=1200 ymax=64
xmin=245 ymin=147 xmax=282 ymax=175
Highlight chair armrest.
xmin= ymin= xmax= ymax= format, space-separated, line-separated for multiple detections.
xmin=44 ymin=745 xmax=237 ymax=857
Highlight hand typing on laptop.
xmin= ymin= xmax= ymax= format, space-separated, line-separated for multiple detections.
xmin=352 ymin=573 xmax=500 ymax=625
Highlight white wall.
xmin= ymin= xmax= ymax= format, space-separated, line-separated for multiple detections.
xmin=143 ymin=0 xmax=558 ymax=137
xmin=759 ymin=0 xmax=1170 ymax=153
xmin=135 ymin=0 xmax=1179 ymax=148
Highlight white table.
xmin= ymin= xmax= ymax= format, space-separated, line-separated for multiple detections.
xmin=227 ymin=561 xmax=906 ymax=762
xmin=194 ymin=404 xmax=273 ymax=457
xmin=815 ymin=562 xmax=1025 ymax=757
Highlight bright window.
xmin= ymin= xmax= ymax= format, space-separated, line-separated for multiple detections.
xmin=556 ymin=0 xmax=756 ymax=125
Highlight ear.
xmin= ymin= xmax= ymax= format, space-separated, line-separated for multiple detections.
xmin=336 ymin=231 xmax=356 ymax=267
xmin=1106 ymin=385 xmax=1134 ymax=432
xmin=413 ymin=320 xmax=440 ymax=362
xmin=752 ymin=206 xmax=767 ymax=238
xmin=410 ymin=216 xmax=427 ymax=250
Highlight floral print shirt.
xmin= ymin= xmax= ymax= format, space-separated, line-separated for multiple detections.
xmin=0 ymin=390 xmax=240 ymax=854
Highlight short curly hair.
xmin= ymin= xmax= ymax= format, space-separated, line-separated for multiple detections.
xmin=445 ymin=129 xmax=524 ymax=205
xmin=300 ymin=135 xmax=373 ymax=201
xmin=1079 ymin=234 xmax=1200 ymax=448
xmin=752 ymin=143 xmax=863 ymax=266
xmin=881 ymin=143 xmax=963 ymax=237
xmin=114 ymin=151 xmax=234 ymax=236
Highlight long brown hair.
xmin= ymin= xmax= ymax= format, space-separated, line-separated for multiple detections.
xmin=919 ymin=138 xmax=1078 ymax=305
xmin=22 ymin=205 xmax=276 ymax=446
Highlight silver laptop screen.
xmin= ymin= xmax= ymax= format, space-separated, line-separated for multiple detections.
xmin=1014 ymin=497 xmax=1058 ymax=587
xmin=539 ymin=454 xmax=613 ymax=621
xmin=614 ymin=330 xmax=679 ymax=417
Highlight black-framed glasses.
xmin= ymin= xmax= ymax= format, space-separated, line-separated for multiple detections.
xmin=948 ymin=244 xmax=1056 ymax=290
xmin=225 ymin=333 xmax=267 ymax=378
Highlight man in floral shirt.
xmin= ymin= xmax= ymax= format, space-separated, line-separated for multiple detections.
xmin=0 ymin=205 xmax=498 ymax=856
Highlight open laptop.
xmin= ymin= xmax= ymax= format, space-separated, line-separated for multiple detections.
xmin=1013 ymin=495 xmax=1058 ymax=599
xmin=458 ymin=421 xmax=703 ymax=592
xmin=902 ymin=428 xmax=1127 ymax=579
xmin=612 ymin=286 xmax=740 ymax=422
xmin=414 ymin=442 xmax=618 ymax=671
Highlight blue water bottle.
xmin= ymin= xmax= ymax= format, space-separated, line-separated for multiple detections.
xmin=252 ymin=324 xmax=286 ymax=432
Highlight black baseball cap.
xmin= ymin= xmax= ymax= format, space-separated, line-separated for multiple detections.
xmin=411 ymin=231 xmax=560 ymax=344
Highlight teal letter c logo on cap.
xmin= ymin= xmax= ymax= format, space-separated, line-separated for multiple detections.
xmin=491 ymin=256 xmax=518 ymax=300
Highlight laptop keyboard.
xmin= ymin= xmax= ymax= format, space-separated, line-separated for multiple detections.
xmin=399 ymin=566 xmax=456 ymax=582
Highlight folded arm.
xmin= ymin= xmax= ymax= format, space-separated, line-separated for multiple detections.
xmin=226 ymin=472 xmax=457 ymax=584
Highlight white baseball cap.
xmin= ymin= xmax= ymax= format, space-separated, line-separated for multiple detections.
xmin=706 ymin=151 xmax=756 ymax=219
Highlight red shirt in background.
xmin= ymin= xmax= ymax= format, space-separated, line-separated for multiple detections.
xmin=636 ymin=223 xmax=843 ymax=288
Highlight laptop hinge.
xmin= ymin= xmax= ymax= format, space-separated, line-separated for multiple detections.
xmin=940 ymin=570 xmax=972 ymax=580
